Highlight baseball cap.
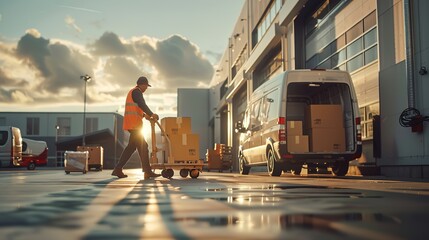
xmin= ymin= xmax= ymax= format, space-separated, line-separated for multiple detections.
xmin=136 ymin=76 xmax=151 ymax=87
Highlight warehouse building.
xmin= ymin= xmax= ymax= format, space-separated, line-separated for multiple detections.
xmin=180 ymin=0 xmax=428 ymax=178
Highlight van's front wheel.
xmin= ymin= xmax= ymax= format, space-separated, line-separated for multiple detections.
xmin=267 ymin=148 xmax=282 ymax=176
xmin=332 ymin=161 xmax=349 ymax=176
xmin=239 ymin=153 xmax=250 ymax=175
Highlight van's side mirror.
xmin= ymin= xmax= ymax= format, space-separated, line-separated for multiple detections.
xmin=235 ymin=121 xmax=246 ymax=133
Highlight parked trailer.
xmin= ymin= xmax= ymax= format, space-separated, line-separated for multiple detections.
xmin=149 ymin=119 xmax=205 ymax=179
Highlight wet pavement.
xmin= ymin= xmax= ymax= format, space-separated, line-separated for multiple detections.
xmin=1 ymin=168 xmax=429 ymax=239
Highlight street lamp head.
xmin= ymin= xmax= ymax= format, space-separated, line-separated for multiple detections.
xmin=80 ymin=75 xmax=92 ymax=82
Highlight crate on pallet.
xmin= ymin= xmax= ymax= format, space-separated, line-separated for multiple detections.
xmin=207 ymin=144 xmax=232 ymax=172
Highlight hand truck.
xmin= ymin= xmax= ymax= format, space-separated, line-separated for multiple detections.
xmin=149 ymin=119 xmax=205 ymax=179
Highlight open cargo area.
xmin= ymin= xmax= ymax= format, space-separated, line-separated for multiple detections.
xmin=286 ymin=82 xmax=355 ymax=154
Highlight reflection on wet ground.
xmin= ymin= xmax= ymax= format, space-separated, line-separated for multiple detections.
xmin=1 ymin=171 xmax=428 ymax=239
xmin=172 ymin=212 xmax=400 ymax=228
xmin=200 ymin=184 xmax=383 ymax=204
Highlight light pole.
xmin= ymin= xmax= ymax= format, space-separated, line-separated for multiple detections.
xmin=55 ymin=125 xmax=59 ymax=144
xmin=80 ymin=74 xmax=92 ymax=146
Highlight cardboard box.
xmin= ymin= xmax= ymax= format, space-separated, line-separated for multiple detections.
xmin=165 ymin=133 xmax=199 ymax=162
xmin=206 ymin=149 xmax=222 ymax=169
xmin=310 ymin=128 xmax=345 ymax=152
xmin=306 ymin=105 xmax=344 ymax=129
xmin=77 ymin=146 xmax=103 ymax=170
xmin=64 ymin=151 xmax=88 ymax=173
xmin=287 ymin=135 xmax=309 ymax=153
xmin=287 ymin=121 xmax=303 ymax=135
xmin=161 ymin=117 xmax=192 ymax=136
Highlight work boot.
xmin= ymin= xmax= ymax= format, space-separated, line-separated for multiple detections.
xmin=111 ymin=168 xmax=128 ymax=178
xmin=144 ymin=171 xmax=161 ymax=180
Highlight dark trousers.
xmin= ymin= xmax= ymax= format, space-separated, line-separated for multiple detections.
xmin=114 ymin=129 xmax=151 ymax=172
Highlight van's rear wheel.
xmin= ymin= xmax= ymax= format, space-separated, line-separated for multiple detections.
xmin=332 ymin=161 xmax=349 ymax=176
xmin=239 ymin=153 xmax=250 ymax=175
xmin=267 ymin=148 xmax=282 ymax=176
xmin=27 ymin=162 xmax=36 ymax=170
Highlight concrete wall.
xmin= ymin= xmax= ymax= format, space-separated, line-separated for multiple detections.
xmin=378 ymin=0 xmax=429 ymax=177
xmin=177 ymin=89 xmax=210 ymax=160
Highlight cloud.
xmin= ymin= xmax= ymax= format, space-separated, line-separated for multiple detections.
xmin=11 ymin=90 xmax=33 ymax=103
xmin=0 ymin=67 xmax=27 ymax=88
xmin=100 ymin=56 xmax=144 ymax=97
xmin=90 ymin=31 xmax=128 ymax=56
xmin=133 ymin=35 xmax=214 ymax=91
xmin=205 ymin=50 xmax=222 ymax=64
xmin=16 ymin=32 xmax=96 ymax=93
xmin=0 ymin=30 xmax=216 ymax=110
xmin=65 ymin=15 xmax=82 ymax=33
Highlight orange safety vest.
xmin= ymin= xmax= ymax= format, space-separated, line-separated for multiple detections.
xmin=123 ymin=87 xmax=144 ymax=130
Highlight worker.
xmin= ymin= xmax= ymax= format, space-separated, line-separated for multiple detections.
xmin=111 ymin=76 xmax=161 ymax=179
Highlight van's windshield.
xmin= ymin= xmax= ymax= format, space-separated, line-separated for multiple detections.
xmin=0 ymin=131 xmax=7 ymax=146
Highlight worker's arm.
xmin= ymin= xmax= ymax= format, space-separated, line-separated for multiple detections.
xmin=132 ymin=88 xmax=154 ymax=117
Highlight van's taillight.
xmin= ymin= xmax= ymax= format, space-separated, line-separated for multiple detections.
xmin=278 ymin=117 xmax=286 ymax=144
xmin=356 ymin=117 xmax=362 ymax=143
xmin=279 ymin=129 xmax=286 ymax=144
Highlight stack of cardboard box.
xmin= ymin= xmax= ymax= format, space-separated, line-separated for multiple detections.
xmin=206 ymin=143 xmax=232 ymax=171
xmin=161 ymin=117 xmax=199 ymax=163
xmin=77 ymin=145 xmax=103 ymax=171
xmin=286 ymin=121 xmax=309 ymax=153
xmin=306 ymin=105 xmax=345 ymax=152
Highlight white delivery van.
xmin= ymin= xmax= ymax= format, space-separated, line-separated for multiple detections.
xmin=235 ymin=69 xmax=362 ymax=176
xmin=0 ymin=126 xmax=23 ymax=167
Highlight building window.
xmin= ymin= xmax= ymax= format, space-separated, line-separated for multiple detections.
xmin=232 ymin=45 xmax=248 ymax=80
xmin=252 ymin=0 xmax=283 ymax=48
xmin=306 ymin=11 xmax=378 ymax=73
xmin=220 ymin=80 xmax=228 ymax=99
xmin=347 ymin=38 xmax=363 ymax=59
xmin=363 ymin=10 xmax=376 ymax=32
xmin=346 ymin=21 xmax=363 ymax=44
xmin=86 ymin=118 xmax=98 ymax=133
xmin=254 ymin=45 xmax=282 ymax=90
xmin=26 ymin=117 xmax=40 ymax=135
xmin=57 ymin=117 xmax=71 ymax=136
xmin=305 ymin=0 xmax=342 ymax=36
xmin=360 ymin=102 xmax=379 ymax=139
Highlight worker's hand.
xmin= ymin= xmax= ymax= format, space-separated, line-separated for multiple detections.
xmin=151 ymin=114 xmax=159 ymax=121
xmin=144 ymin=114 xmax=151 ymax=120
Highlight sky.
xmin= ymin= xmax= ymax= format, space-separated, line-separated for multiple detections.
xmin=0 ymin=0 xmax=244 ymax=115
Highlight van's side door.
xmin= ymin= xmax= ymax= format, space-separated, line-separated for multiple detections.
xmin=247 ymin=98 xmax=263 ymax=163
xmin=260 ymin=89 xmax=281 ymax=157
